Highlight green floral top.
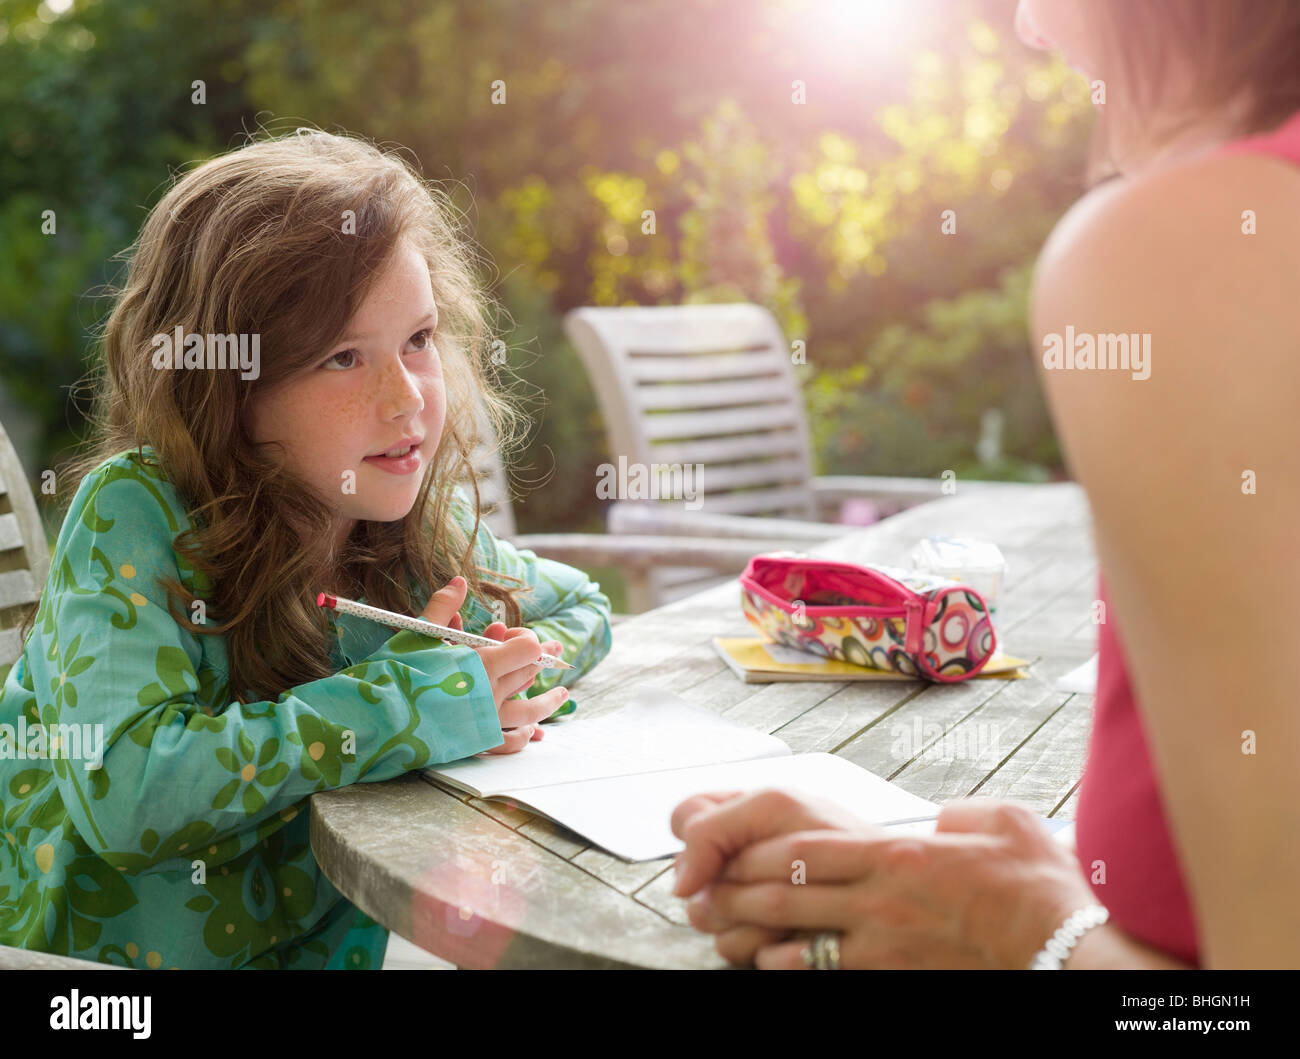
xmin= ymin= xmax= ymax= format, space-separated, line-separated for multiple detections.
xmin=0 ymin=445 xmax=612 ymax=969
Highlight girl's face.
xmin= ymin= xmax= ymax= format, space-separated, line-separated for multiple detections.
xmin=249 ymin=239 xmax=447 ymax=546
xmin=1015 ymin=0 xmax=1100 ymax=77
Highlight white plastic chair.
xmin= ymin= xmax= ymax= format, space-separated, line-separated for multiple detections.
xmin=464 ymin=420 xmax=812 ymax=616
xmin=563 ymin=303 xmax=984 ymax=606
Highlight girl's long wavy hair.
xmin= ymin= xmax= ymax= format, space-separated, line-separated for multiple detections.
xmin=21 ymin=127 xmax=532 ymax=704
xmin=1083 ymin=0 xmax=1300 ymax=183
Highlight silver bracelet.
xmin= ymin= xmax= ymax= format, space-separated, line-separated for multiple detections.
xmin=1029 ymin=904 xmax=1109 ymax=969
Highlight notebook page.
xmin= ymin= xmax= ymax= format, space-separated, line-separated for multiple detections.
xmin=511 ymin=752 xmax=942 ymax=861
xmin=429 ymin=685 xmax=791 ymax=797
xmin=1055 ymin=654 xmax=1098 ymax=694
xmin=882 ymin=815 xmax=1077 ymax=847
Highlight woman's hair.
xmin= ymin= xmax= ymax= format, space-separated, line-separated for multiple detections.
xmin=1083 ymin=0 xmax=1300 ymax=182
xmin=20 ymin=127 xmax=532 ymax=703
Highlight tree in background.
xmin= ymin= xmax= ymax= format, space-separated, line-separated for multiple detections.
xmin=0 ymin=0 xmax=1095 ymax=540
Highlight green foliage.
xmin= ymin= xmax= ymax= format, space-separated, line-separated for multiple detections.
xmin=806 ymin=262 xmax=1059 ymax=478
xmin=488 ymin=273 xmax=610 ymax=532
xmin=0 ymin=0 xmax=257 ymax=463
xmin=1 ymin=0 xmax=1095 ymax=535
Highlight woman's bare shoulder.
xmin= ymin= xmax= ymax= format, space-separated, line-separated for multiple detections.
xmin=1026 ymin=143 xmax=1300 ymax=536
xmin=1030 ymin=148 xmax=1300 ymax=414
xmin=1034 ymin=148 xmax=1300 ymax=327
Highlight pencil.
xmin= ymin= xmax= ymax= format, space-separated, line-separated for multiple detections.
xmin=316 ymin=592 xmax=575 ymax=670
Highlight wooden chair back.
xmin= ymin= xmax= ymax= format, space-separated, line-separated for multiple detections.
xmin=563 ymin=303 xmax=820 ymax=520
xmin=0 ymin=420 xmax=50 ymax=668
xmin=565 ymin=303 xmax=824 ymax=603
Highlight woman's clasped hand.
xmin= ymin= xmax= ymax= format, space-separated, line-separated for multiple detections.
xmin=670 ymin=788 xmax=1098 ymax=969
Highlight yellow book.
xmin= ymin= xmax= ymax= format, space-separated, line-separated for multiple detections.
xmin=713 ymin=636 xmax=1030 ymax=684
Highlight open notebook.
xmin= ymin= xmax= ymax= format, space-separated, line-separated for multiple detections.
xmin=426 ymin=686 xmax=944 ymax=861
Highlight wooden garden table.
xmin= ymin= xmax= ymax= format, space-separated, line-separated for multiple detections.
xmin=310 ymin=481 xmax=1099 ymax=968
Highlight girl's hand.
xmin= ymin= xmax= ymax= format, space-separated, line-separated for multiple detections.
xmin=419 ymin=578 xmax=566 ymax=754
xmin=479 ymin=621 xmax=566 ymax=747
xmin=672 ymin=789 xmax=1096 ymax=969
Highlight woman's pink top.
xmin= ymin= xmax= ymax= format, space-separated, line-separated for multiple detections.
xmin=1073 ymin=108 xmax=1300 ymax=967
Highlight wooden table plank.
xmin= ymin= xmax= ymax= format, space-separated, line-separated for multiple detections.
xmin=876 ymin=661 xmax=1078 ymax=799
xmin=970 ymin=693 xmax=1094 ymax=815
xmin=718 ymin=679 xmax=862 ymax=736
xmin=633 ymin=865 xmax=694 ymax=927
xmin=518 ymin=817 xmax=590 ymax=859
xmin=465 ymin=795 xmax=536 ymax=829
xmin=1054 ymin=783 xmax=1083 ymax=820
xmin=997 ymin=558 xmax=1097 ymax=635
xmin=767 ymin=682 xmax=926 ymax=756
xmin=311 ymin=773 xmax=723 ymax=968
xmin=570 ymin=847 xmax=672 ymax=895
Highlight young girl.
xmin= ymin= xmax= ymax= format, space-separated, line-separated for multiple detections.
xmin=0 ymin=129 xmax=613 ymax=969
xmin=671 ymin=0 xmax=1300 ymax=969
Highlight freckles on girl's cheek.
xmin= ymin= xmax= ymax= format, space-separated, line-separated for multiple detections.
xmin=316 ymin=386 xmax=375 ymax=431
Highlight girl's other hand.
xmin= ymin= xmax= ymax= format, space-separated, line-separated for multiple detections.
xmin=417 ymin=578 xmax=564 ymax=754
xmin=479 ymin=622 xmax=565 ymax=751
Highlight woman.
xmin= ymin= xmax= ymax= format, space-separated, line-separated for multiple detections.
xmin=671 ymin=0 xmax=1300 ymax=969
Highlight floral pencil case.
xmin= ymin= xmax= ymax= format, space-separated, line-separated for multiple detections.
xmin=738 ymin=554 xmax=998 ymax=682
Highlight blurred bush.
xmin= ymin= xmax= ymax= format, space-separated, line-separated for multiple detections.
xmin=1 ymin=0 xmax=1094 ymax=537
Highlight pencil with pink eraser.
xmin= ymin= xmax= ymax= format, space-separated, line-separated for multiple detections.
xmin=315 ymin=592 xmax=574 ymax=670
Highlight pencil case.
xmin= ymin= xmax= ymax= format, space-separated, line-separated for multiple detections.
xmin=738 ymin=554 xmax=997 ymax=682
